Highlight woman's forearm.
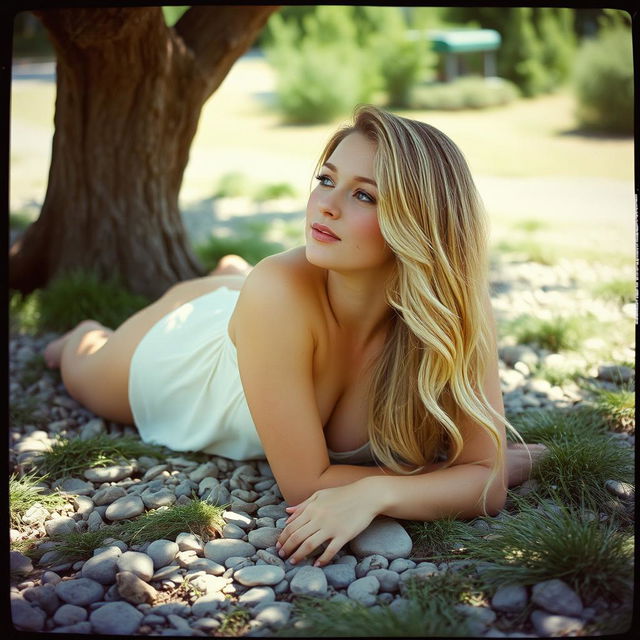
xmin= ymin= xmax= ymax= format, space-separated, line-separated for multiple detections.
xmin=361 ymin=463 xmax=507 ymax=521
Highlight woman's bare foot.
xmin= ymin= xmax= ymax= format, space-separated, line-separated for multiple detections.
xmin=43 ymin=320 xmax=102 ymax=369
xmin=506 ymin=442 xmax=548 ymax=488
xmin=210 ymin=254 xmax=253 ymax=277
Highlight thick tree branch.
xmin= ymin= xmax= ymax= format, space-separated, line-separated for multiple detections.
xmin=174 ymin=5 xmax=279 ymax=97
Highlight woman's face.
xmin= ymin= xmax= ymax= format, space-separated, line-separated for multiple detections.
xmin=305 ymin=132 xmax=394 ymax=274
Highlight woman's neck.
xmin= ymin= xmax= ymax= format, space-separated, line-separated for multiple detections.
xmin=324 ymin=266 xmax=395 ymax=349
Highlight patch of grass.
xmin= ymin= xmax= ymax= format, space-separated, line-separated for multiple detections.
xmin=218 ymin=608 xmax=252 ymax=636
xmin=46 ymin=500 xmax=226 ymax=563
xmin=253 ymin=182 xmax=297 ymax=202
xmin=37 ymin=434 xmax=166 ymax=479
xmin=506 ymin=313 xmax=599 ymax=352
xmin=10 ymin=472 xmax=68 ymax=530
xmin=493 ymin=239 xmax=558 ymax=265
xmin=10 ymin=268 xmax=151 ymax=334
xmin=512 ymin=218 xmax=548 ymax=233
xmin=194 ymin=233 xmax=285 ymax=271
xmin=406 ymin=517 xmax=478 ymax=560
xmin=467 ymin=497 xmax=634 ymax=605
xmin=582 ymin=380 xmax=635 ymax=432
xmin=279 ymin=571 xmax=480 ymax=637
xmin=590 ymin=277 xmax=636 ymax=306
xmin=10 ymin=395 xmax=46 ymax=428
xmin=214 ymin=171 xmax=252 ymax=198
xmin=10 ymin=210 xmax=33 ymax=231
xmin=507 ymin=406 xmax=609 ymax=444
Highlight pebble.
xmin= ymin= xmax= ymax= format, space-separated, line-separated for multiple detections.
xmin=22 ymin=583 xmax=60 ymax=614
xmin=89 ymin=600 xmax=144 ymax=634
xmin=530 ymin=610 xmax=585 ymax=636
xmin=10 ymin=551 xmax=34 ymax=576
xmin=44 ymin=515 xmax=76 ymax=537
xmin=367 ymin=568 xmax=399 ymax=592
xmin=349 ymin=517 xmax=413 ymax=559
xmin=104 ymin=495 xmax=145 ymax=521
xmin=605 ymin=479 xmax=635 ymax=500
xmin=116 ymin=570 xmax=158 ymax=604
xmin=322 ymin=563 xmax=356 ymax=589
xmin=355 ymin=553 xmax=388 ymax=577
xmin=53 ymin=603 xmax=88 ymax=626
xmin=11 ymin=596 xmax=47 ymax=631
xmin=84 ymin=463 xmax=134 ymax=482
xmin=55 ymin=577 xmax=105 ymax=605
xmin=491 ymin=585 xmax=529 ymax=613
xmin=254 ymin=601 xmax=292 ymax=628
xmin=145 ymin=539 xmax=179 ymax=569
xmin=531 ymin=579 xmax=583 ymax=616
xmin=81 ymin=547 xmax=122 ymax=584
xmin=204 ymin=539 xmax=256 ymax=565
xmin=235 ymin=565 xmax=285 ymax=586
xmin=175 ymin=532 xmax=205 ymax=553
xmin=290 ymin=566 xmax=328 ymax=597
xmin=141 ymin=487 xmax=177 ymax=509
xmin=117 ymin=551 xmax=155 ymax=581
xmin=238 ymin=586 xmax=276 ymax=607
xmin=347 ymin=575 xmax=379 ymax=606
xmin=191 ymin=593 xmax=226 ymax=617
xmin=248 ymin=526 xmax=282 ymax=549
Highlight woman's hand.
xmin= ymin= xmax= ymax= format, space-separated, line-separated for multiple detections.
xmin=275 ymin=479 xmax=381 ymax=567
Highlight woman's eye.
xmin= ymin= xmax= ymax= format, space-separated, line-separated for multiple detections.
xmin=356 ymin=190 xmax=376 ymax=204
xmin=315 ymin=174 xmax=333 ymax=187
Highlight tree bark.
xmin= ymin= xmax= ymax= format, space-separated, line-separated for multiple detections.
xmin=9 ymin=6 xmax=278 ymax=299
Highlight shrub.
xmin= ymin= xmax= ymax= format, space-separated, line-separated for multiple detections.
xmin=410 ymin=76 xmax=519 ymax=111
xmin=10 ymin=210 xmax=33 ymax=231
xmin=213 ymin=171 xmax=252 ymax=198
xmin=10 ymin=269 xmax=151 ymax=334
xmin=253 ymin=182 xmax=297 ymax=202
xmin=506 ymin=314 xmax=595 ymax=352
xmin=195 ymin=233 xmax=285 ymax=271
xmin=590 ymin=278 xmax=636 ymax=306
xmin=266 ymin=7 xmax=379 ymax=124
xmin=573 ymin=26 xmax=633 ymax=134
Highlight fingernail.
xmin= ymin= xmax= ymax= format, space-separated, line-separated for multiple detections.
xmin=278 ymin=549 xmax=285 ymax=557
xmin=275 ymin=542 xmax=281 ymax=550
xmin=289 ymin=558 xmax=296 ymax=565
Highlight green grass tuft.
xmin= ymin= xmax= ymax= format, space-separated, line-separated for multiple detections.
xmin=46 ymin=499 xmax=226 ymax=563
xmin=407 ymin=517 xmax=478 ymax=560
xmin=218 ymin=608 xmax=252 ymax=636
xmin=10 ymin=268 xmax=151 ymax=334
xmin=467 ymin=498 xmax=634 ymax=604
xmin=253 ymin=182 xmax=297 ymax=202
xmin=507 ymin=407 xmax=609 ymax=444
xmin=582 ymin=381 xmax=635 ymax=432
xmin=10 ymin=472 xmax=68 ymax=530
xmin=493 ymin=239 xmax=558 ymax=265
xmin=213 ymin=171 xmax=252 ymax=198
xmin=195 ymin=233 xmax=285 ymax=271
xmin=506 ymin=313 xmax=599 ymax=352
xmin=589 ymin=278 xmax=636 ymax=306
xmin=512 ymin=218 xmax=549 ymax=233
xmin=37 ymin=434 xmax=167 ymax=479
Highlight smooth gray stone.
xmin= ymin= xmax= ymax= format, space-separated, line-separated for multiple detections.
xmin=388 ymin=558 xmax=416 ymax=573
xmin=84 ymin=463 xmax=134 ymax=482
xmin=256 ymin=504 xmax=288 ymax=520
xmin=10 ymin=551 xmax=34 ymax=576
xmin=81 ymin=547 xmax=122 ymax=584
xmin=21 ymin=503 xmax=49 ymax=525
xmin=234 ymin=565 xmax=285 ymax=587
xmin=186 ymin=558 xmax=226 ymax=576
xmin=322 ymin=563 xmax=356 ymax=589
xmin=531 ymin=579 xmax=583 ymax=616
xmin=117 ymin=551 xmax=154 ymax=582
xmin=222 ymin=523 xmax=246 ymax=539
xmin=150 ymin=565 xmax=183 ymax=582
xmin=530 ymin=610 xmax=585 ymax=636
xmin=116 ymin=571 xmax=158 ymax=604
xmin=141 ymin=487 xmax=176 ymax=509
xmin=22 ymin=583 xmax=61 ymax=614
xmin=149 ymin=602 xmax=192 ymax=617
xmin=55 ymin=578 xmax=105 ymax=605
xmin=146 ymin=539 xmax=179 ymax=569
xmin=188 ymin=574 xmax=227 ymax=594
xmin=238 ymin=586 xmax=276 ymax=607
xmin=141 ymin=464 xmax=169 ymax=481
xmin=175 ymin=532 xmax=205 ymax=553
xmin=349 ymin=517 xmax=412 ymax=560
xmin=189 ymin=461 xmax=219 ymax=483
xmin=45 ymin=516 xmax=77 ymax=537
xmin=254 ymin=602 xmax=292 ymax=629
xmin=86 ymin=509 xmax=105 ymax=532
xmin=89 ymin=600 xmax=143 ymax=634
xmin=222 ymin=510 xmax=254 ymax=530
xmin=255 ymin=549 xmax=285 ymax=569
xmin=52 ymin=621 xmax=93 ymax=634
xmin=456 ymin=603 xmax=497 ymax=627
xmin=104 ymin=495 xmax=145 ymax=521
xmin=11 ymin=597 xmax=46 ymax=631
xmin=53 ymin=603 xmax=88 ymax=626
xmin=72 ymin=495 xmax=95 ymax=519
xmin=204 ymin=539 xmax=256 ymax=565
xmin=93 ymin=486 xmax=127 ymax=506
xmin=347 ymin=576 xmax=380 ymax=606
xmin=355 ymin=553 xmax=389 ymax=578
xmin=598 ymin=364 xmax=633 ymax=383
xmin=191 ymin=593 xmax=226 ymax=617
xmin=367 ymin=568 xmax=400 ymax=592
xmin=207 ymin=484 xmax=232 ymax=506
xmin=248 ymin=527 xmax=282 ymax=549
xmin=290 ymin=566 xmax=328 ymax=597
xmin=492 ymin=585 xmax=529 ymax=613
xmin=59 ymin=477 xmax=95 ymax=495
xmin=174 ymin=479 xmax=195 ymax=498
xmin=605 ymin=479 xmax=634 ymax=500
xmin=80 ymin=418 xmax=106 ymax=440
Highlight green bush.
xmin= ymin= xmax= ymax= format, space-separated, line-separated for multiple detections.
xmin=10 ymin=269 xmax=151 ymax=334
xmin=10 ymin=211 xmax=33 ymax=231
xmin=573 ymin=27 xmax=633 ymax=134
xmin=266 ymin=7 xmax=379 ymax=124
xmin=410 ymin=76 xmax=519 ymax=111
xmin=195 ymin=234 xmax=285 ymax=272
xmin=213 ymin=172 xmax=252 ymax=198
xmin=253 ymin=182 xmax=297 ymax=202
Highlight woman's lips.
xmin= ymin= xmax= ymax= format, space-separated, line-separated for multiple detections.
xmin=311 ymin=223 xmax=341 ymax=242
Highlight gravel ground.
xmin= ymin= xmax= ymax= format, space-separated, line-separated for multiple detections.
xmin=9 ymin=256 xmax=635 ymax=637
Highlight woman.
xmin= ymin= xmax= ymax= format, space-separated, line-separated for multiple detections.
xmin=44 ymin=106 xmax=543 ymax=568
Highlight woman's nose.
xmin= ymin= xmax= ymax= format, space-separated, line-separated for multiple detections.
xmin=319 ymin=189 xmax=341 ymax=218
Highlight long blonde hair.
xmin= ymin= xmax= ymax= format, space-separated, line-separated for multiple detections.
xmin=316 ymin=105 xmax=520 ymax=513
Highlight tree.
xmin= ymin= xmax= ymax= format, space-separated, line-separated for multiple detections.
xmin=9 ymin=6 xmax=278 ymax=299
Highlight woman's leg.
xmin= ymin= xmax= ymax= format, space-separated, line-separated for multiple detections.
xmin=43 ymin=255 xmax=253 ymax=425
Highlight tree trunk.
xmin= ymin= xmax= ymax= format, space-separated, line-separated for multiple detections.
xmin=9 ymin=6 xmax=278 ymax=299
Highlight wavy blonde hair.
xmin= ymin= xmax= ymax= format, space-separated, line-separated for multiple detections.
xmin=316 ymin=105 xmax=522 ymax=513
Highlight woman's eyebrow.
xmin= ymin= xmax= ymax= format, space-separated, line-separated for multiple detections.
xmin=323 ymin=162 xmax=377 ymax=187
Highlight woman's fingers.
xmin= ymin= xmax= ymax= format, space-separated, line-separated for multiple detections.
xmin=312 ymin=538 xmax=343 ymax=567
xmin=277 ymin=518 xmax=318 ymax=559
xmin=287 ymin=530 xmax=330 ymax=566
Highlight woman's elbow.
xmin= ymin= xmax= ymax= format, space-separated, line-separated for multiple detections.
xmin=280 ymin=484 xmax=316 ymax=507
xmin=483 ymin=483 xmax=507 ymax=517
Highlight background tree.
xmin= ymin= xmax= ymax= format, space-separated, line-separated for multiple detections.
xmin=9 ymin=6 xmax=278 ymax=299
